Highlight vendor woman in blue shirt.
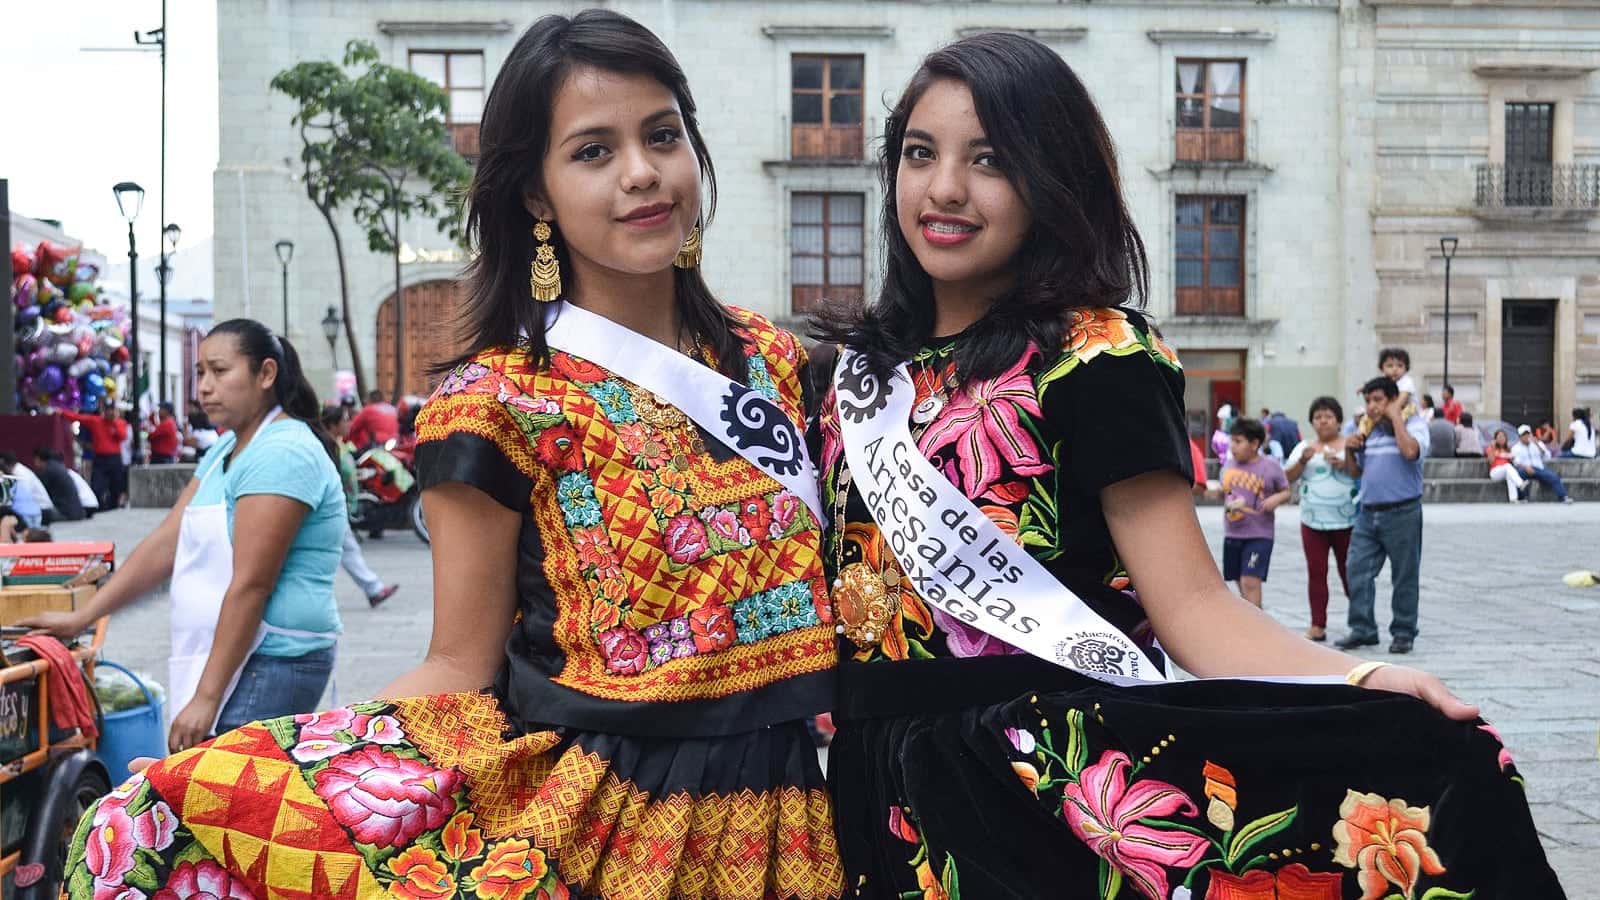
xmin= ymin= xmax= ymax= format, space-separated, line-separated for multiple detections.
xmin=21 ymin=319 xmax=346 ymax=754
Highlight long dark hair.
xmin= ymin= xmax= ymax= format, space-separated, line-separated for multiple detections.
xmin=444 ymin=9 xmax=748 ymax=382
xmin=812 ymin=32 xmax=1149 ymax=384
xmin=1573 ymin=407 xmax=1593 ymax=441
xmin=206 ymin=319 xmax=338 ymax=464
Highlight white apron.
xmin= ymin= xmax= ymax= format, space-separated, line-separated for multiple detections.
xmin=167 ymin=407 xmax=339 ymax=730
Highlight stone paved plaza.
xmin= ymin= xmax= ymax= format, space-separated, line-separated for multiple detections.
xmin=49 ymin=501 xmax=1600 ymax=894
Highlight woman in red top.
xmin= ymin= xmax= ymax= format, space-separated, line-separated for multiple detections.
xmin=60 ymin=406 xmax=129 ymax=508
xmin=1487 ymin=428 xmax=1527 ymax=502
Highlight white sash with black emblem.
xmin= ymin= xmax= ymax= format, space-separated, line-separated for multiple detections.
xmin=833 ymin=348 xmax=1166 ymax=686
xmin=544 ymin=301 xmax=824 ymax=527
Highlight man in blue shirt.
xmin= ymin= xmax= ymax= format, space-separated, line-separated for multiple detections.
xmin=1337 ymin=376 xmax=1430 ymax=653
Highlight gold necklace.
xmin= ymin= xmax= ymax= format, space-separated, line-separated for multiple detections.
xmin=829 ymin=358 xmax=957 ymax=649
xmin=627 ymin=330 xmax=707 ymax=465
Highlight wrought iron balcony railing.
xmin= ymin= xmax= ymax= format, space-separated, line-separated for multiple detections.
xmin=1475 ymin=163 xmax=1600 ymax=209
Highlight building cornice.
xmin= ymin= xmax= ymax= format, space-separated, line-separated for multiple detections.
xmin=1147 ymin=28 xmax=1275 ymax=44
xmin=761 ymin=25 xmax=894 ymax=40
xmin=377 ymin=20 xmax=514 ymax=36
xmin=955 ymin=26 xmax=1087 ymax=42
xmin=1147 ymin=161 xmax=1276 ymax=183
xmin=1473 ymin=62 xmax=1598 ymax=81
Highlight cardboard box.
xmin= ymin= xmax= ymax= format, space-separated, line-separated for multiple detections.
xmin=0 ymin=584 xmax=96 ymax=626
xmin=0 ymin=542 xmax=115 ymax=585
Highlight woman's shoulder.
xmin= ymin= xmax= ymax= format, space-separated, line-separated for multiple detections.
xmin=1037 ymin=306 xmax=1182 ymax=385
xmin=726 ymin=305 xmax=806 ymax=368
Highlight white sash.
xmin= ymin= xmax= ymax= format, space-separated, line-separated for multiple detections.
xmin=543 ymin=302 xmax=823 ymax=526
xmin=834 ymin=349 xmax=1165 ymax=686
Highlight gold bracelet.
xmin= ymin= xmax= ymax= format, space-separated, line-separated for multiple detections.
xmin=1345 ymin=660 xmax=1391 ymax=687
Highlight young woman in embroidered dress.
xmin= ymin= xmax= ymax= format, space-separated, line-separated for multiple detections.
xmin=64 ymin=12 xmax=841 ymax=899
xmin=812 ymin=34 xmax=1563 ymax=899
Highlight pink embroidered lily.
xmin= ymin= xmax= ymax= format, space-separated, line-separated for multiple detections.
xmin=1061 ymin=750 xmax=1209 ymax=900
xmin=295 ymin=708 xmax=357 ymax=739
xmin=917 ymin=350 xmax=1051 ymax=496
xmin=85 ymin=805 xmax=138 ymax=889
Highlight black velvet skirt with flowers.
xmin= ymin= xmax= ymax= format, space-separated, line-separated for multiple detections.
xmin=828 ymin=655 xmax=1566 ymax=900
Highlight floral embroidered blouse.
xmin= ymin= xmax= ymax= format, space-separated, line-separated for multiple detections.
xmin=415 ymin=308 xmax=834 ymax=737
xmin=817 ymin=306 xmax=1190 ymax=665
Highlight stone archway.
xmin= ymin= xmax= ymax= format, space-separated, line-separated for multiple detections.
xmin=375 ymin=279 xmax=465 ymax=399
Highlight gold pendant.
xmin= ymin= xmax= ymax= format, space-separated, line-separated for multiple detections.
xmin=833 ymin=561 xmax=902 ymax=649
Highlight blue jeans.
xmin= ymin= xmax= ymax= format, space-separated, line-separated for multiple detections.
xmin=215 ymin=646 xmax=335 ymax=734
xmin=1345 ymin=498 xmax=1423 ymax=642
xmin=1522 ymin=466 xmax=1569 ymax=500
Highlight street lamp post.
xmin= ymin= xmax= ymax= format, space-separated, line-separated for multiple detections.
xmin=156 ymin=222 xmax=181 ymax=406
xmin=274 ymin=240 xmax=294 ymax=334
xmin=321 ymin=305 xmax=343 ymax=371
xmin=1440 ymin=235 xmax=1458 ymax=396
xmin=114 ymin=181 xmax=146 ymax=460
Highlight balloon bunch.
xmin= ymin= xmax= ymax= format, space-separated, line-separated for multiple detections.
xmin=11 ymin=241 xmax=130 ymax=413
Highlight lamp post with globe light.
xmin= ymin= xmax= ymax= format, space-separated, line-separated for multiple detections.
xmin=113 ymin=181 xmax=145 ymax=459
xmin=155 ymin=222 xmax=181 ymax=406
xmin=275 ymin=239 xmax=295 ymax=334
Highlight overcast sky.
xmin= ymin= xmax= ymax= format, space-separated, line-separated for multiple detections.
xmin=3 ymin=0 xmax=219 ymax=262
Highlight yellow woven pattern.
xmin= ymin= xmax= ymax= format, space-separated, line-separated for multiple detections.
xmin=392 ymin=693 xmax=844 ymax=899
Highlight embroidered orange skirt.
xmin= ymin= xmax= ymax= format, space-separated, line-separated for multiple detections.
xmin=67 ymin=692 xmax=843 ymax=899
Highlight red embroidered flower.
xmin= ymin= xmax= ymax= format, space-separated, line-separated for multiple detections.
xmin=468 ymin=839 xmax=548 ymax=900
xmin=533 ymin=426 xmax=584 ymax=472
xmin=738 ymin=497 xmax=774 ymax=541
xmin=689 ymin=604 xmax=736 ymax=653
xmin=572 ymin=527 xmax=620 ymax=577
xmin=551 ymin=353 xmax=605 ymax=383
xmin=387 ymin=847 xmax=456 ymax=899
xmin=152 ymin=859 xmax=258 ymax=899
xmin=84 ymin=806 xmax=138 ymax=888
xmin=705 ymin=508 xmax=746 ymax=544
xmin=312 ymin=746 xmax=460 ymax=849
xmin=598 ymin=627 xmax=649 ymax=675
xmin=442 ymin=811 xmax=485 ymax=862
xmin=1203 ymin=864 xmax=1343 ymax=900
xmin=663 ymin=515 xmax=709 ymax=564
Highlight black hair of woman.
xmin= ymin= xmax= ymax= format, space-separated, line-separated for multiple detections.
xmin=811 ymin=31 xmax=1149 ymax=385
xmin=443 ymin=9 xmax=748 ymax=383
xmin=1573 ymin=407 xmax=1592 ymax=439
xmin=206 ymin=318 xmax=339 ymax=465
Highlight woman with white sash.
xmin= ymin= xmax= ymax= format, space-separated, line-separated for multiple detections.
xmin=23 ymin=319 xmax=345 ymax=757
xmin=65 ymin=12 xmax=842 ymax=900
xmin=810 ymin=34 xmax=1563 ymax=899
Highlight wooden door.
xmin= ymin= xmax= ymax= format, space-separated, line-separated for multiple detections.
xmin=376 ymin=280 xmax=464 ymax=399
xmin=1500 ymin=299 xmax=1555 ymax=428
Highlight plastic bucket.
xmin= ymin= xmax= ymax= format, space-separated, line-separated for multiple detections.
xmin=95 ymin=660 xmax=166 ymax=780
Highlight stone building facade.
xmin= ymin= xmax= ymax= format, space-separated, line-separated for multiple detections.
xmin=212 ymin=0 xmax=1599 ymax=432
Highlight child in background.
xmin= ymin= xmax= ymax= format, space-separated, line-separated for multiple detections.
xmin=1222 ymin=417 xmax=1291 ymax=608
xmin=1359 ymin=347 xmax=1419 ymax=435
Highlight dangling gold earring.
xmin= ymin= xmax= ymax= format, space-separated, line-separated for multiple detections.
xmin=530 ymin=219 xmax=562 ymax=302
xmin=674 ymin=225 xmax=702 ymax=269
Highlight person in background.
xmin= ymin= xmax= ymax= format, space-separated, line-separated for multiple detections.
xmin=1188 ymin=434 xmax=1208 ymax=497
xmin=183 ymin=405 xmax=220 ymax=462
xmin=1535 ymin=419 xmax=1561 ymax=457
xmin=346 ymin=389 xmax=399 ymax=450
xmin=1359 ymin=347 xmax=1417 ymax=436
xmin=1211 ymin=403 xmax=1234 ymax=460
xmin=1285 ymin=397 xmax=1358 ymax=642
xmin=1513 ymin=424 xmax=1575 ymax=503
xmin=60 ymin=404 xmax=129 ymax=510
xmin=0 ymin=452 xmax=44 ymax=528
xmin=1564 ymin=407 xmax=1596 ymax=459
xmin=1419 ymin=393 xmax=1437 ymax=421
xmin=23 ymin=319 xmax=347 ymax=752
xmin=31 ymin=447 xmax=85 ymax=522
xmin=0 ymin=505 xmax=20 ymax=543
xmin=148 ymin=402 xmax=182 ymax=464
xmin=22 ymin=527 xmax=53 ymax=543
xmin=1221 ymin=417 xmax=1291 ymax=609
xmin=1440 ymin=384 xmax=1463 ymax=424
xmin=321 ymin=404 xmax=399 ymax=607
xmin=6 ymin=448 xmax=56 ymax=524
xmin=1453 ymin=411 xmax=1484 ymax=458
xmin=1340 ymin=375 xmax=1430 ymax=653
xmin=1486 ymin=428 xmax=1527 ymax=503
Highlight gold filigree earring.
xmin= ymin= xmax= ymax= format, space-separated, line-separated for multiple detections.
xmin=530 ymin=219 xmax=561 ymax=302
xmin=674 ymin=225 xmax=702 ymax=269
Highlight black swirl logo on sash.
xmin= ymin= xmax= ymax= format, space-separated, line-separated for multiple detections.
xmin=836 ymin=352 xmax=893 ymax=423
xmin=718 ymin=386 xmax=805 ymax=477
xmin=1056 ymin=636 xmax=1130 ymax=677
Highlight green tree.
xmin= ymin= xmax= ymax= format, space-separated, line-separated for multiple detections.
xmin=271 ymin=39 xmax=471 ymax=399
